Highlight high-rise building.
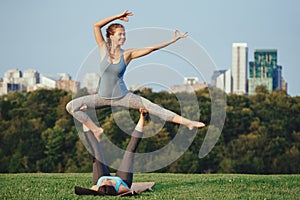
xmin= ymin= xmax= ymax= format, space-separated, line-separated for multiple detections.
xmin=248 ymin=49 xmax=281 ymax=95
xmin=211 ymin=69 xmax=232 ymax=94
xmin=273 ymin=65 xmax=282 ymax=90
xmin=232 ymin=43 xmax=248 ymax=95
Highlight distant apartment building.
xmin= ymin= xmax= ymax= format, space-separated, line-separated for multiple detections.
xmin=82 ymin=73 xmax=100 ymax=94
xmin=211 ymin=69 xmax=232 ymax=93
xmin=40 ymin=74 xmax=79 ymax=93
xmin=1 ymin=69 xmax=39 ymax=95
xmin=232 ymin=43 xmax=248 ymax=95
xmin=40 ymin=74 xmax=57 ymax=89
xmin=2 ymin=69 xmax=22 ymax=94
xmin=3 ymin=69 xmax=21 ymax=83
xmin=56 ymin=80 xmax=80 ymax=93
xmin=282 ymin=78 xmax=288 ymax=92
xmin=248 ymin=49 xmax=286 ymax=95
xmin=0 ymin=79 xmax=3 ymax=96
xmin=22 ymin=69 xmax=39 ymax=87
xmin=171 ymin=77 xmax=207 ymax=93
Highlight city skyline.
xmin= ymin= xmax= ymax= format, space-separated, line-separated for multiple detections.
xmin=0 ymin=0 xmax=299 ymax=96
xmin=1 ymin=44 xmax=288 ymax=96
xmin=212 ymin=46 xmax=287 ymax=96
xmin=0 ymin=68 xmax=80 ymax=95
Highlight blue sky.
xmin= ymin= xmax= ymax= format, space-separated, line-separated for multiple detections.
xmin=0 ymin=0 xmax=299 ymax=96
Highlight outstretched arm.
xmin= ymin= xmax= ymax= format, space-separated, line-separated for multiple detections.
xmin=125 ymin=30 xmax=188 ymax=63
xmin=93 ymin=10 xmax=133 ymax=47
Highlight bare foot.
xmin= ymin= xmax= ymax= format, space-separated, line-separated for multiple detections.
xmin=139 ymin=108 xmax=148 ymax=116
xmin=93 ymin=127 xmax=104 ymax=142
xmin=187 ymin=121 xmax=205 ymax=130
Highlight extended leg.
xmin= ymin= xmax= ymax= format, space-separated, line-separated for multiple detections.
xmin=115 ymin=109 xmax=147 ymax=188
xmin=112 ymin=93 xmax=205 ymax=130
xmin=84 ymin=130 xmax=111 ymax=184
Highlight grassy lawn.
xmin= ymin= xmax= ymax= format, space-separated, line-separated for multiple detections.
xmin=0 ymin=173 xmax=299 ymax=199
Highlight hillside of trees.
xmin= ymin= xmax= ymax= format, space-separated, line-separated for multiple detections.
xmin=0 ymin=87 xmax=299 ymax=174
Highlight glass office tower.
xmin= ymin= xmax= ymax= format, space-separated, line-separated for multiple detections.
xmin=248 ymin=49 xmax=280 ymax=95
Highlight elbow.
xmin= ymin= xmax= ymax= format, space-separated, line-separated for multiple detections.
xmin=94 ymin=22 xmax=102 ymax=28
xmin=93 ymin=24 xmax=102 ymax=32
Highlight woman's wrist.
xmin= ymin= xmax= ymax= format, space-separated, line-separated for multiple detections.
xmin=115 ymin=13 xmax=123 ymax=20
xmin=173 ymin=37 xmax=180 ymax=43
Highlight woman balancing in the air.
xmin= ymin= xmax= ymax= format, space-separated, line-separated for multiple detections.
xmin=66 ymin=10 xmax=205 ymax=141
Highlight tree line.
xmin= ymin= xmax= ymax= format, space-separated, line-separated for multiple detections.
xmin=0 ymin=86 xmax=299 ymax=174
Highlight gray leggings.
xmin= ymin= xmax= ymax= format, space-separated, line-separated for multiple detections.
xmin=66 ymin=92 xmax=176 ymax=123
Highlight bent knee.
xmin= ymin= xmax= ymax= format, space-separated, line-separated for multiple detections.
xmin=65 ymin=101 xmax=74 ymax=114
xmin=66 ymin=100 xmax=88 ymax=114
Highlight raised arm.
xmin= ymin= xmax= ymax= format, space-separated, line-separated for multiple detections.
xmin=93 ymin=10 xmax=133 ymax=47
xmin=125 ymin=30 xmax=188 ymax=63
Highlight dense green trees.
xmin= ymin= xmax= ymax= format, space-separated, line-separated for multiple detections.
xmin=0 ymin=87 xmax=299 ymax=174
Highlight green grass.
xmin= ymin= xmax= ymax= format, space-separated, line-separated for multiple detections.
xmin=1 ymin=173 xmax=299 ymax=199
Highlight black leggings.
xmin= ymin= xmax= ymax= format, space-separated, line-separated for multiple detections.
xmin=84 ymin=129 xmax=142 ymax=188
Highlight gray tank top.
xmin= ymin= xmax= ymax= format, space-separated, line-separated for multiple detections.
xmin=98 ymin=51 xmax=129 ymax=99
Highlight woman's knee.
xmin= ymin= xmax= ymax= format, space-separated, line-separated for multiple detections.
xmin=65 ymin=100 xmax=75 ymax=114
